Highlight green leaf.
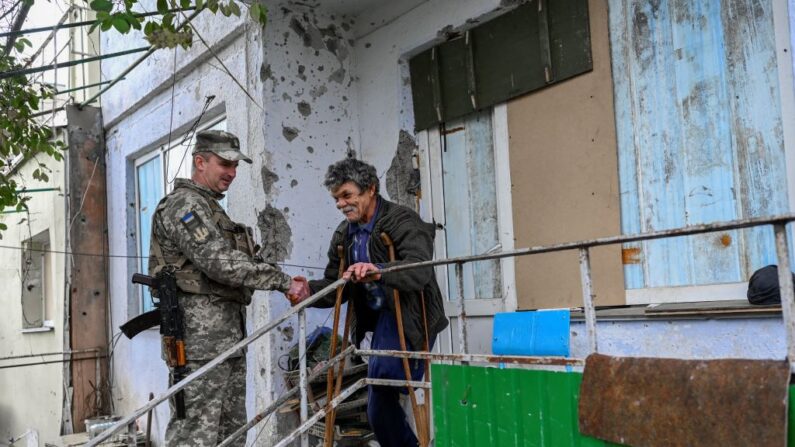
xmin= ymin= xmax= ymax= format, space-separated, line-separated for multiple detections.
xmin=88 ymin=21 xmax=101 ymax=34
xmin=180 ymin=0 xmax=190 ymax=9
xmin=96 ymin=11 xmax=111 ymax=20
xmin=101 ymin=19 xmax=113 ymax=31
xmin=228 ymin=0 xmax=240 ymax=16
xmin=249 ymin=3 xmax=259 ymax=19
xmin=195 ymin=0 xmax=203 ymax=10
xmin=27 ymin=95 xmax=39 ymax=111
xmin=144 ymin=20 xmax=156 ymax=35
xmin=128 ymin=14 xmax=142 ymax=30
xmin=112 ymin=16 xmax=131 ymax=33
xmin=90 ymin=0 xmax=114 ymax=12
xmin=156 ymin=0 xmax=168 ymax=14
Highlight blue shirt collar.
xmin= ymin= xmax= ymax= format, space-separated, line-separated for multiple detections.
xmin=348 ymin=197 xmax=381 ymax=235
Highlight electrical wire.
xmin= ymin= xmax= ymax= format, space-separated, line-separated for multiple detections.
xmin=0 ymin=243 xmax=327 ymax=270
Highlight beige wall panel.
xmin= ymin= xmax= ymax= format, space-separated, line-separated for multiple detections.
xmin=508 ymin=0 xmax=624 ymax=309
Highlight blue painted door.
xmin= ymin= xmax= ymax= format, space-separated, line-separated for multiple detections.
xmin=609 ymin=0 xmax=789 ymax=288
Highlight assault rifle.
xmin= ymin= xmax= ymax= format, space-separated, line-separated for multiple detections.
xmin=121 ymin=269 xmax=188 ymax=418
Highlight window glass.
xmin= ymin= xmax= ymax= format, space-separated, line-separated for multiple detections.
xmin=134 ymin=118 xmax=227 ymax=312
xmin=136 ymin=155 xmax=163 ymax=312
xmin=439 ymin=109 xmax=502 ymax=300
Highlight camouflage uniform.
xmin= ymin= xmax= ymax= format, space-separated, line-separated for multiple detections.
xmin=150 ymin=176 xmax=291 ymax=446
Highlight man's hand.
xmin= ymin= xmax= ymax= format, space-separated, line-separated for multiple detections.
xmin=344 ymin=262 xmax=381 ymax=283
xmin=286 ymin=276 xmax=310 ymax=306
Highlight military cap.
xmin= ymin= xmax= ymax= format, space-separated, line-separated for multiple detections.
xmin=193 ymin=130 xmax=252 ymax=164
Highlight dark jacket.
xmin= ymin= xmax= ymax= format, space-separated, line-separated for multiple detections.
xmin=308 ymin=198 xmax=449 ymax=351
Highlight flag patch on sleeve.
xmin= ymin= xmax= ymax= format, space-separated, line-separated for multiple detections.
xmin=181 ymin=211 xmax=210 ymax=242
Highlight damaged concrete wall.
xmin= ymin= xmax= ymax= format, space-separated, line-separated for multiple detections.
xmin=254 ymin=4 xmax=359 ymax=442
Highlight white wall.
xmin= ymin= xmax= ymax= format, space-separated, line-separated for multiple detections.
xmin=0 ymin=154 xmax=67 ymax=444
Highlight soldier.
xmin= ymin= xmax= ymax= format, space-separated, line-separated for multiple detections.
xmin=288 ymin=158 xmax=448 ymax=447
xmin=148 ymin=130 xmax=309 ymax=446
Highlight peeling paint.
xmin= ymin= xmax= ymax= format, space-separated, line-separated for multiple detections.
xmin=310 ymin=85 xmax=327 ymax=99
xmin=259 ymin=63 xmax=272 ymax=81
xmin=260 ymin=166 xmax=279 ymax=196
xmin=257 ymin=205 xmax=293 ymax=262
xmin=345 ymin=137 xmax=356 ymax=158
xmin=297 ymin=101 xmax=311 ymax=117
xmin=386 ymin=130 xmax=421 ymax=208
xmin=282 ymin=126 xmax=299 ymax=142
xmin=329 ymin=67 xmax=346 ymax=84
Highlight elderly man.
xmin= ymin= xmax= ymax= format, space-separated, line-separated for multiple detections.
xmin=289 ymin=158 xmax=448 ymax=447
xmin=148 ymin=130 xmax=308 ymax=446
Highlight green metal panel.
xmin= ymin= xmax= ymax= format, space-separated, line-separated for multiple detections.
xmin=432 ymin=364 xmax=617 ymax=446
xmin=433 ymin=365 xmax=795 ymax=446
xmin=409 ymin=0 xmax=592 ymax=131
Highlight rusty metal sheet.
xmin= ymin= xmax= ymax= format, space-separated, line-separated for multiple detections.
xmin=579 ymin=354 xmax=790 ymax=447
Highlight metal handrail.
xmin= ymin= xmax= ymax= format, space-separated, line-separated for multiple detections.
xmin=86 ymin=278 xmax=347 ymax=446
xmin=378 ymin=213 xmax=795 ymax=273
xmin=91 ymin=213 xmax=795 ymax=446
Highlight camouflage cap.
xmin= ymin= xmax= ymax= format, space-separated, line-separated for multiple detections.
xmin=193 ymin=130 xmax=252 ymax=164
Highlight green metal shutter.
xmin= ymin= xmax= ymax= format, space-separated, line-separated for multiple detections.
xmin=409 ymin=0 xmax=592 ymax=131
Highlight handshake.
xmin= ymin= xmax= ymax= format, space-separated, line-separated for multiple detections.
xmin=283 ymin=263 xmax=382 ymax=306
xmin=285 ymin=276 xmax=310 ymax=306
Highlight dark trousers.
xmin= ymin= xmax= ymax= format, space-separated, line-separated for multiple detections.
xmin=367 ymin=309 xmax=429 ymax=447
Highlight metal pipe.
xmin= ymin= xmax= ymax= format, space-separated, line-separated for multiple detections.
xmin=378 ymin=213 xmax=795 ymax=275
xmin=0 ymin=347 xmax=98 ymax=361
xmin=79 ymin=7 xmax=204 ymax=108
xmin=365 ymin=378 xmax=431 ymax=389
xmin=217 ymin=345 xmax=356 ymax=447
xmin=13 ymin=187 xmax=61 ymax=194
xmin=578 ymin=247 xmax=598 ymax=353
xmin=55 ymin=79 xmax=115 ymax=95
xmin=355 ymin=349 xmax=585 ymax=367
xmin=0 ymin=7 xmax=196 ymax=39
xmin=455 ymin=263 xmax=467 ymax=355
xmin=86 ymin=278 xmax=347 ymax=446
xmin=298 ymin=309 xmax=308 ymax=447
xmin=273 ymin=379 xmax=367 ymax=447
xmin=0 ymin=355 xmax=105 ymax=369
xmin=0 ymin=46 xmax=149 ymax=80
xmin=218 ymin=345 xmax=355 ymax=447
xmin=22 ymin=7 xmax=73 ymax=68
xmin=774 ymin=224 xmax=795 ymax=371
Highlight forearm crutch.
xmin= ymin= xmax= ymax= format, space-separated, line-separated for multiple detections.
xmin=380 ymin=232 xmax=430 ymax=447
xmin=323 ymin=245 xmax=347 ymax=446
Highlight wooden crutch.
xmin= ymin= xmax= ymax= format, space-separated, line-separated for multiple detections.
xmin=323 ymin=245 xmax=347 ymax=446
xmin=380 ymin=232 xmax=430 ymax=447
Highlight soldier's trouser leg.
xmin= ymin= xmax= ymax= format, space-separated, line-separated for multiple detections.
xmin=217 ymin=356 xmax=246 ymax=446
xmin=165 ymin=356 xmax=246 ymax=446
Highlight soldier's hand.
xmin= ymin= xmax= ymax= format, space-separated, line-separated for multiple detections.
xmin=286 ymin=276 xmax=310 ymax=306
xmin=344 ymin=262 xmax=381 ymax=283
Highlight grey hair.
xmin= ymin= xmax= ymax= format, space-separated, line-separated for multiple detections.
xmin=323 ymin=158 xmax=379 ymax=193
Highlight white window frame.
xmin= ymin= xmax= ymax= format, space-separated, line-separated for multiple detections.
xmin=417 ymin=103 xmax=517 ymax=317
xmin=133 ymin=117 xmax=227 ymax=313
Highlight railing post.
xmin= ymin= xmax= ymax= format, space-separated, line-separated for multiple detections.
xmin=578 ymin=247 xmax=598 ymax=354
xmin=455 ymin=262 xmax=468 ymax=354
xmin=298 ymin=309 xmax=309 ymax=447
xmin=127 ymin=422 xmax=135 ymax=446
xmin=774 ymin=224 xmax=795 ymax=371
